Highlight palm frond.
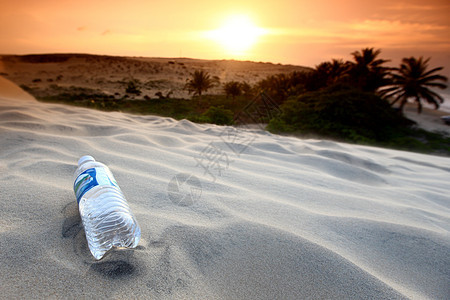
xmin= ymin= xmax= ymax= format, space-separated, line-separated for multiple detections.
xmin=422 ymin=88 xmax=444 ymax=103
xmin=390 ymin=92 xmax=406 ymax=106
xmin=421 ymin=66 xmax=444 ymax=78
xmin=422 ymin=82 xmax=448 ymax=89
xmin=378 ymin=86 xmax=400 ymax=97
xmin=420 ymin=91 xmax=440 ymax=109
xmin=420 ymin=74 xmax=448 ymax=84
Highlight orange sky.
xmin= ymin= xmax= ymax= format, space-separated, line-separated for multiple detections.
xmin=1 ymin=0 xmax=449 ymax=80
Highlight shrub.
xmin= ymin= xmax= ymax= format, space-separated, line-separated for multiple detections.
xmin=125 ymin=80 xmax=141 ymax=95
xmin=202 ymin=105 xmax=234 ymax=125
xmin=187 ymin=114 xmax=210 ymax=123
xmin=270 ymin=85 xmax=407 ymax=142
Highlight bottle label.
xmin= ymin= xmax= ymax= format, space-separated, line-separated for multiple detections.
xmin=74 ymin=167 xmax=119 ymax=204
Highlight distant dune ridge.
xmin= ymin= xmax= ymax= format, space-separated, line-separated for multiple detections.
xmin=0 ymin=54 xmax=310 ymax=99
xmin=0 ymin=76 xmax=449 ymax=298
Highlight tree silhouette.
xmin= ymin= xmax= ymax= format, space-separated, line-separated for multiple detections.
xmin=256 ymin=73 xmax=293 ymax=104
xmin=315 ymin=59 xmax=349 ymax=87
xmin=184 ymin=70 xmax=218 ymax=97
xmin=348 ymin=48 xmax=390 ymax=92
xmin=240 ymin=81 xmax=253 ymax=97
xmin=223 ymin=81 xmax=242 ymax=101
xmin=380 ymin=57 xmax=448 ymax=113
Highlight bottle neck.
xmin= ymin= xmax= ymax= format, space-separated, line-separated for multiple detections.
xmin=78 ymin=155 xmax=96 ymax=167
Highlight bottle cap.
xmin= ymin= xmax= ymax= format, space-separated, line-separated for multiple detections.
xmin=78 ymin=155 xmax=95 ymax=166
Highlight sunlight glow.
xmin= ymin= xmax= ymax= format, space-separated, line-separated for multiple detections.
xmin=206 ymin=15 xmax=267 ymax=55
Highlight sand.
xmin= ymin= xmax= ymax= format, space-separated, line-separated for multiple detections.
xmin=0 ymin=54 xmax=309 ymax=99
xmin=403 ymin=103 xmax=450 ymax=136
xmin=0 ymin=76 xmax=449 ymax=299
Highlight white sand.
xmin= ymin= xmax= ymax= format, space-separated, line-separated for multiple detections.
xmin=403 ymin=103 xmax=450 ymax=136
xmin=0 ymin=76 xmax=449 ymax=299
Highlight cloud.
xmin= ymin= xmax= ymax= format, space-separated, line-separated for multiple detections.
xmin=101 ymin=30 xmax=111 ymax=36
xmin=77 ymin=26 xmax=87 ymax=31
xmin=349 ymin=19 xmax=447 ymax=33
xmin=265 ymin=18 xmax=449 ymax=52
xmin=345 ymin=19 xmax=450 ymax=50
xmin=384 ymin=3 xmax=440 ymax=11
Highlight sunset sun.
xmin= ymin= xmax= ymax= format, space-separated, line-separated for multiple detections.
xmin=207 ymin=15 xmax=266 ymax=55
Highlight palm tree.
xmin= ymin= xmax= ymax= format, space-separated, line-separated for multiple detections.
xmin=349 ymin=48 xmax=390 ymax=92
xmin=256 ymin=73 xmax=292 ymax=104
xmin=315 ymin=59 xmax=349 ymax=86
xmin=239 ymin=81 xmax=253 ymax=97
xmin=380 ymin=57 xmax=448 ymax=113
xmin=223 ymin=81 xmax=242 ymax=101
xmin=184 ymin=70 xmax=218 ymax=97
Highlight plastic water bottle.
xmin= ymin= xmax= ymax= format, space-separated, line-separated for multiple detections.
xmin=73 ymin=155 xmax=141 ymax=260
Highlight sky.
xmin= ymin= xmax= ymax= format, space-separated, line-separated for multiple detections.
xmin=1 ymin=0 xmax=449 ymax=82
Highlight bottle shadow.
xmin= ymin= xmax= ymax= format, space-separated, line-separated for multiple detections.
xmin=61 ymin=201 xmax=144 ymax=279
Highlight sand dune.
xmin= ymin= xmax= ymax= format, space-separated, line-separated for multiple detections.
xmin=0 ymin=54 xmax=309 ymax=99
xmin=0 ymin=77 xmax=449 ymax=299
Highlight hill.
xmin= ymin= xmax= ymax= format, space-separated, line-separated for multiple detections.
xmin=0 ymin=54 xmax=311 ymax=99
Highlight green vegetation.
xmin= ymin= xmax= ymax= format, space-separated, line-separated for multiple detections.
xmin=202 ymin=106 xmax=234 ymax=125
xmin=36 ymin=88 xmax=253 ymax=125
xmin=267 ymin=85 xmax=450 ymax=154
xmin=267 ymin=85 xmax=406 ymax=142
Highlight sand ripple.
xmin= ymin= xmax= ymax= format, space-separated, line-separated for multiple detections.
xmin=0 ymin=87 xmax=449 ymax=298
